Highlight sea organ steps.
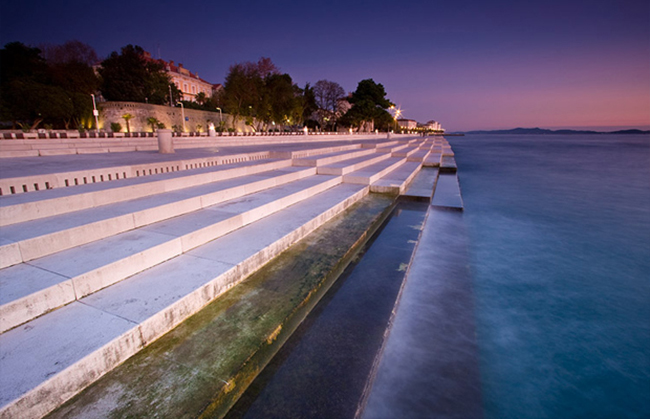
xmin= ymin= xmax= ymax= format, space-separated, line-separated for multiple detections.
xmin=0 ymin=136 xmax=441 ymax=418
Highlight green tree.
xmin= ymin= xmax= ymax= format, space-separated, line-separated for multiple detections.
xmin=340 ymin=79 xmax=394 ymax=132
xmin=146 ymin=116 xmax=161 ymax=132
xmin=195 ymin=91 xmax=207 ymax=105
xmin=99 ymin=45 xmax=174 ymax=105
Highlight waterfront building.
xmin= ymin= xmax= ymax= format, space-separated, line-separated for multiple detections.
xmin=397 ymin=118 xmax=418 ymax=129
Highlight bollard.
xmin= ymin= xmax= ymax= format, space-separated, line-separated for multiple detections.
xmin=157 ymin=129 xmax=174 ymax=153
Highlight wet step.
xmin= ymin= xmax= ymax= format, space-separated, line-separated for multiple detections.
xmin=225 ymin=201 xmax=429 ymax=419
xmin=0 ymin=173 xmax=339 ymax=332
xmin=431 ymin=173 xmax=464 ymax=210
xmin=401 ymin=167 xmax=440 ymax=201
xmin=440 ymin=155 xmax=458 ymax=172
xmin=423 ymin=152 xmax=442 ymax=167
xmin=0 ymin=183 xmax=370 ymax=419
xmin=361 ymin=207 xmax=481 ymax=419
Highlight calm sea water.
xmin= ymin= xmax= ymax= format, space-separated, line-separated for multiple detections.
xmin=449 ymin=134 xmax=650 ymax=419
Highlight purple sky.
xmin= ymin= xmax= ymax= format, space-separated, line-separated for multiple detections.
xmin=1 ymin=0 xmax=648 ymax=131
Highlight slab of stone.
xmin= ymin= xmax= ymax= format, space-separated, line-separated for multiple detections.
xmin=343 ymin=157 xmax=407 ymax=185
xmin=370 ymin=161 xmax=422 ymax=194
xmin=292 ymin=147 xmax=372 ymax=167
xmin=0 ymin=264 xmax=74 ymax=333
xmin=431 ymin=173 xmax=464 ymax=210
xmin=317 ymin=152 xmax=390 ymax=176
xmin=402 ymin=167 xmax=439 ymax=201
xmin=0 ymin=302 xmax=142 ymax=419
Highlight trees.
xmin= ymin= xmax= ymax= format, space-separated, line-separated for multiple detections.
xmin=99 ymin=45 xmax=173 ymax=105
xmin=312 ymin=80 xmax=346 ymax=131
xmin=339 ymin=79 xmax=394 ymax=132
xmin=221 ymin=57 xmax=306 ymax=131
xmin=0 ymin=41 xmax=99 ymax=129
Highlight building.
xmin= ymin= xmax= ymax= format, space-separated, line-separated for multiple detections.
xmin=143 ymin=52 xmax=220 ymax=102
xmin=420 ymin=120 xmax=443 ymax=131
xmin=397 ymin=119 xmax=418 ymax=129
xmin=164 ymin=60 xmax=221 ymax=102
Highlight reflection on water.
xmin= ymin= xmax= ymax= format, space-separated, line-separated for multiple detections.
xmin=452 ymin=135 xmax=650 ymax=419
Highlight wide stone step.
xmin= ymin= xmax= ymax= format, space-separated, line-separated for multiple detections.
xmin=292 ymin=147 xmax=374 ymax=167
xmin=407 ymin=148 xmax=432 ymax=162
xmin=0 ymin=165 xmax=315 ymax=270
xmin=391 ymin=144 xmax=423 ymax=158
xmin=343 ymin=156 xmax=408 ymax=185
xmin=423 ymin=152 xmax=442 ymax=167
xmin=376 ymin=143 xmax=410 ymax=154
xmin=370 ymin=161 xmax=423 ymax=194
xmin=0 ymin=183 xmax=368 ymax=419
xmin=317 ymin=151 xmax=392 ymax=176
xmin=0 ymin=173 xmax=339 ymax=332
xmin=0 ymin=158 xmax=291 ymax=226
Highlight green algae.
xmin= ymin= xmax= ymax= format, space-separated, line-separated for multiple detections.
xmin=45 ymin=194 xmax=395 ymax=419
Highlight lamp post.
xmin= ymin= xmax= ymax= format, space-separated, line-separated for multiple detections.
xmin=215 ymin=107 xmax=222 ymax=125
xmin=91 ymin=94 xmax=99 ymax=133
xmin=177 ymin=102 xmax=186 ymax=133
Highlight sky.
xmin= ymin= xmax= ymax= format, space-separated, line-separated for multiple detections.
xmin=1 ymin=0 xmax=648 ymax=132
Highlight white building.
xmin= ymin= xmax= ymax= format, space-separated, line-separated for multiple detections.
xmin=165 ymin=60 xmax=220 ymax=102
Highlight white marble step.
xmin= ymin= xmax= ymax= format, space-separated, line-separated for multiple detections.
xmin=343 ymin=157 xmax=408 ymax=185
xmin=370 ymin=161 xmax=423 ymax=194
xmin=0 ymin=173 xmax=340 ymax=333
xmin=0 ymin=183 xmax=368 ymax=419
xmin=292 ymin=147 xmax=375 ymax=167
xmin=0 ymin=166 xmax=316 ymax=270
xmin=0 ymin=158 xmax=291 ymax=227
xmin=317 ymin=151 xmax=392 ymax=176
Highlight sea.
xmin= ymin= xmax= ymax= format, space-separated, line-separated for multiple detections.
xmin=225 ymin=133 xmax=650 ymax=419
xmin=450 ymin=134 xmax=650 ymax=419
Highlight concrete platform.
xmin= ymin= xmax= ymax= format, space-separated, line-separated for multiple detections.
xmin=0 ymin=183 xmax=369 ymax=418
xmin=431 ymin=174 xmax=464 ymax=210
xmin=401 ymin=168 xmax=440 ymax=201
xmin=370 ymin=162 xmax=422 ymax=194
xmin=0 ymin=134 xmax=454 ymax=418
xmin=343 ymin=157 xmax=407 ymax=185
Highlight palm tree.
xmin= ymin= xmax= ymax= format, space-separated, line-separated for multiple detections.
xmin=122 ymin=113 xmax=133 ymax=133
xmin=195 ymin=92 xmax=207 ymax=105
xmin=146 ymin=117 xmax=160 ymax=132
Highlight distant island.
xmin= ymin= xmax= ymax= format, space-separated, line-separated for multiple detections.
xmin=459 ymin=128 xmax=650 ymax=135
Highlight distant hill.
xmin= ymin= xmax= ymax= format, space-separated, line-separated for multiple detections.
xmin=462 ymin=127 xmax=650 ymax=135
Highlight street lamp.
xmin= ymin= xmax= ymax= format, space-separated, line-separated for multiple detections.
xmin=177 ymin=102 xmax=186 ymax=133
xmin=215 ymin=107 xmax=222 ymax=125
xmin=91 ymin=94 xmax=99 ymax=133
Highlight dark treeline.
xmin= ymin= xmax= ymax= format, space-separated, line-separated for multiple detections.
xmin=0 ymin=41 xmax=395 ymax=132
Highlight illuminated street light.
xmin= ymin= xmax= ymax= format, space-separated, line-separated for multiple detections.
xmin=177 ymin=102 xmax=186 ymax=132
xmin=91 ymin=94 xmax=99 ymax=133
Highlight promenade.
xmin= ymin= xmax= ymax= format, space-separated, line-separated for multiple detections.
xmin=0 ymin=133 xmax=457 ymax=418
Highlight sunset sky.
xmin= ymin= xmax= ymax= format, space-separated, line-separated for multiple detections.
xmin=1 ymin=0 xmax=648 ymax=131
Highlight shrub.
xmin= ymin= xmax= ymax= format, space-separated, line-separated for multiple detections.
xmin=110 ymin=122 xmax=122 ymax=132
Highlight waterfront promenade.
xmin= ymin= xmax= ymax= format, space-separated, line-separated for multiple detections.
xmin=0 ymin=133 xmax=457 ymax=418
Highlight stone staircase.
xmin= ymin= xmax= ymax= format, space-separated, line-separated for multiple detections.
xmin=0 ymin=135 xmax=453 ymax=418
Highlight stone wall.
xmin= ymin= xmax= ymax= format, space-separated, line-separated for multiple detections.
xmin=98 ymin=102 xmax=251 ymax=133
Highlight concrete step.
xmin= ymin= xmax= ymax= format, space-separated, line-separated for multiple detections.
xmin=0 ymin=158 xmax=291 ymax=227
xmin=401 ymin=167 xmax=440 ymax=201
xmin=0 ymin=183 xmax=369 ymax=419
xmin=370 ymin=161 xmax=423 ymax=194
xmin=343 ymin=156 xmax=408 ymax=185
xmin=406 ymin=148 xmax=432 ymax=162
xmin=317 ymin=151 xmax=392 ymax=176
xmin=391 ymin=144 xmax=423 ymax=158
xmin=292 ymin=147 xmax=375 ymax=167
xmin=0 ymin=173 xmax=339 ymax=332
xmin=0 ymin=166 xmax=316 ymax=270
xmin=0 ymin=151 xmax=279 ymax=197
xmin=423 ymin=152 xmax=442 ymax=167
xmin=376 ymin=143 xmax=410 ymax=154
xmin=440 ymin=155 xmax=458 ymax=172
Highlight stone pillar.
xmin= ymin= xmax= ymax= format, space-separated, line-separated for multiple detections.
xmin=208 ymin=123 xmax=216 ymax=137
xmin=157 ymin=129 xmax=174 ymax=153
